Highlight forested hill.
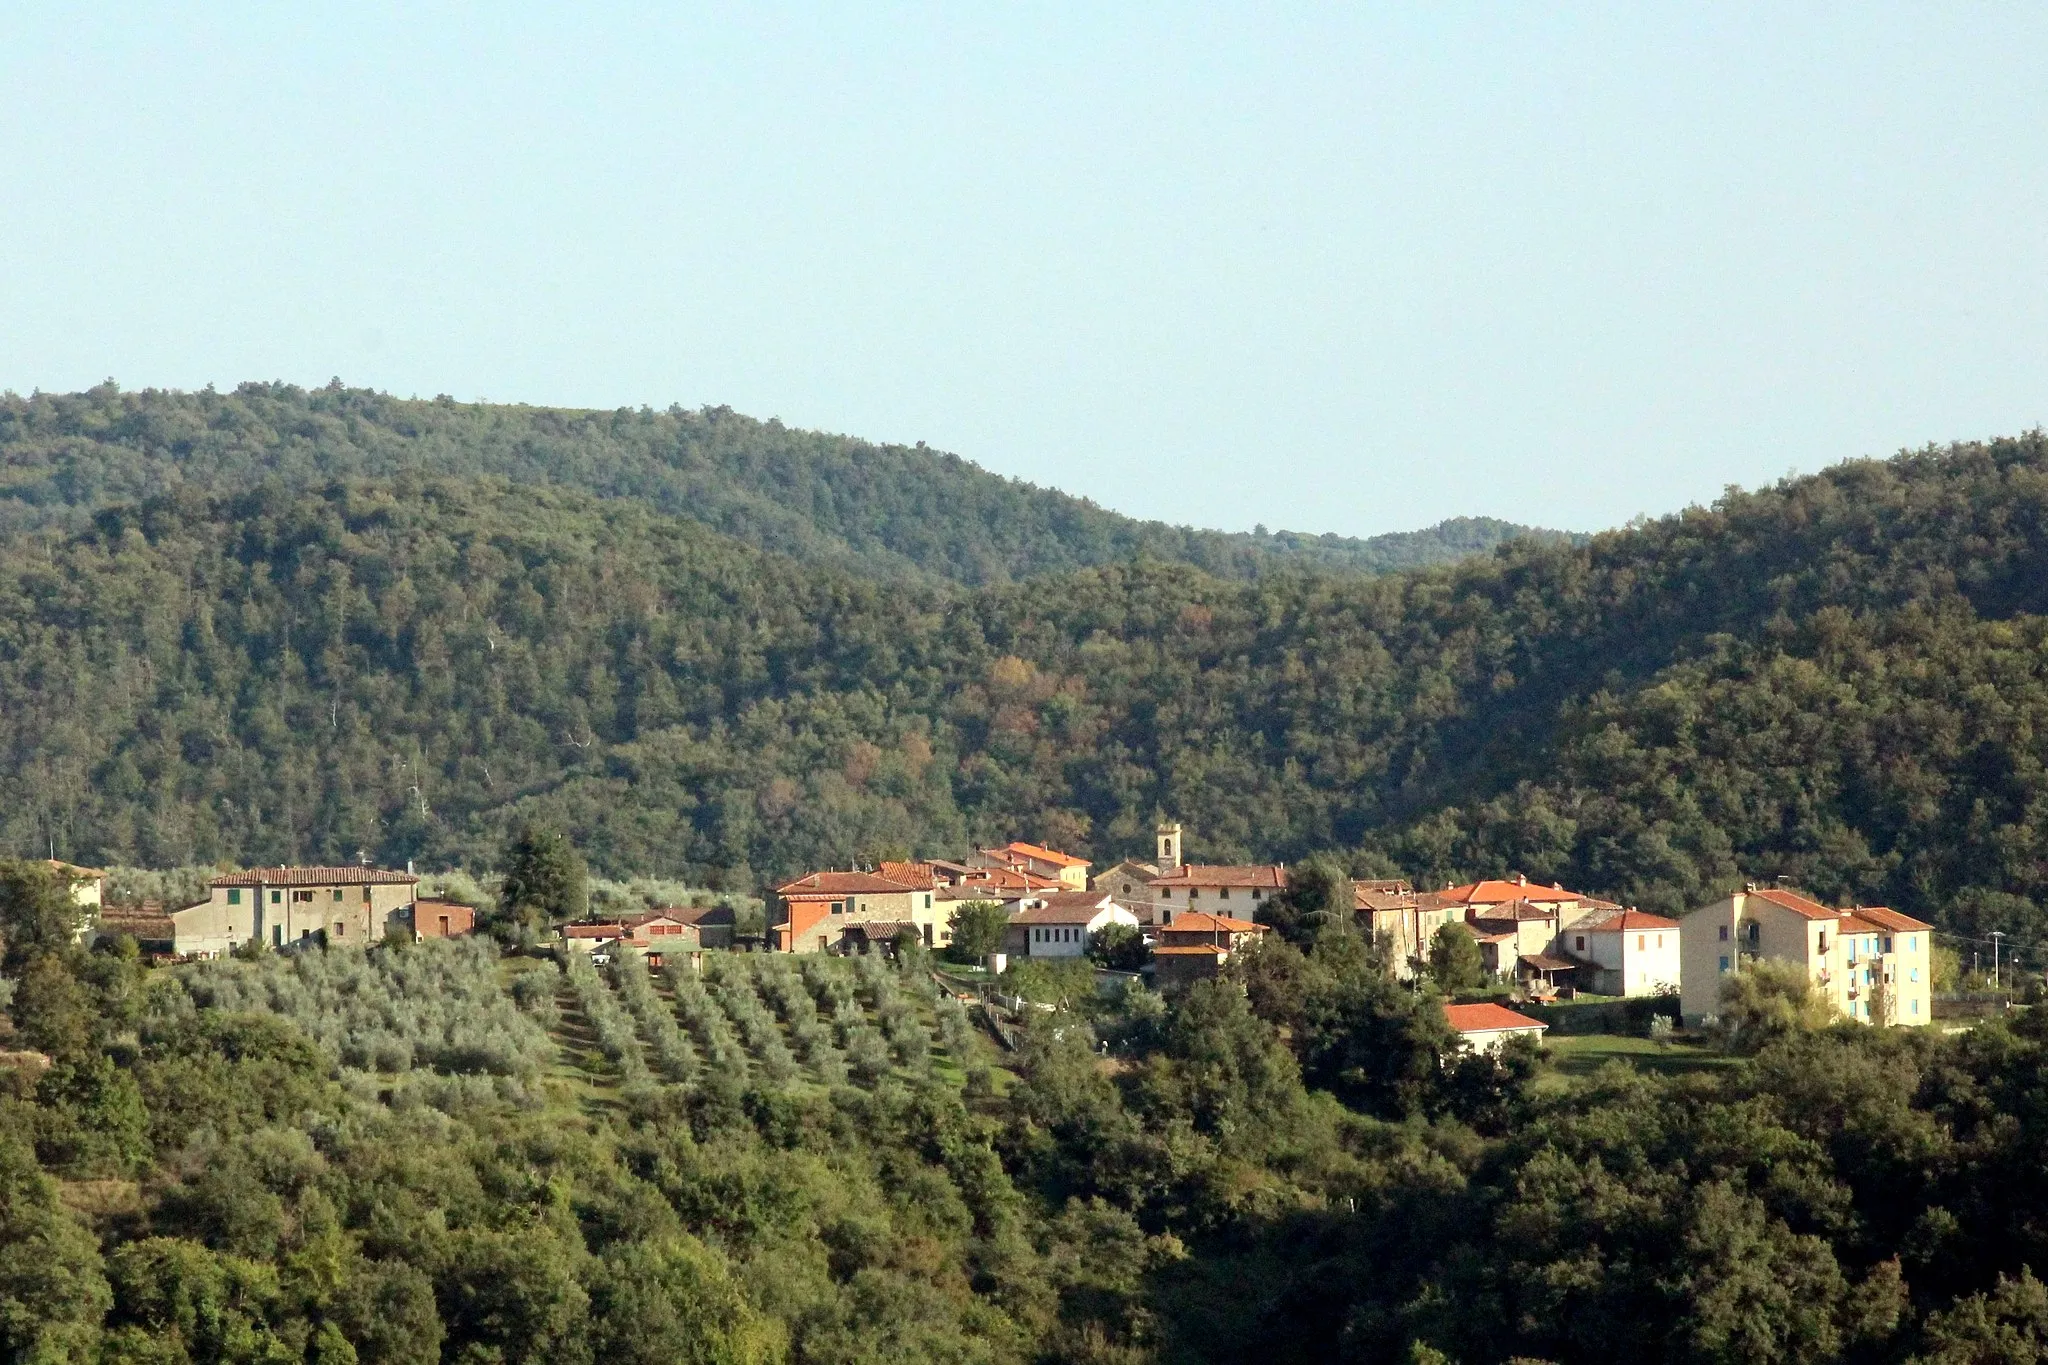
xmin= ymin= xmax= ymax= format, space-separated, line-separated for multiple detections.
xmin=0 ymin=382 xmax=1562 ymax=585
xmin=10 ymin=430 xmax=2048 ymax=955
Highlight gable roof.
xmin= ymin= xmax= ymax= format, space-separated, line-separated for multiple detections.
xmin=774 ymin=871 xmax=915 ymax=897
xmin=1471 ymin=898 xmax=1564 ymax=924
xmin=1574 ymin=908 xmax=1682 ymax=933
xmin=1846 ymin=906 xmax=1932 ymax=933
xmin=1353 ymin=879 xmax=1417 ymax=911
xmin=878 ymin=861 xmax=938 ymax=890
xmin=662 ymin=903 xmax=736 ymax=927
xmin=1444 ymin=1002 xmax=1548 ymax=1034
xmin=937 ymin=867 xmax=1061 ymax=895
xmin=1163 ymin=911 xmax=1267 ymax=935
xmin=1149 ymin=864 xmax=1287 ymax=890
xmin=1741 ymin=886 xmax=1838 ymax=920
xmin=1438 ymin=877 xmax=1585 ymax=906
xmin=1153 ymin=944 xmax=1230 ymax=958
xmin=1011 ymin=892 xmax=1121 ymax=925
xmin=994 ymin=841 xmax=1090 ymax=869
xmin=211 ymin=866 xmax=419 ymax=887
xmin=563 ymin=922 xmax=625 ymax=939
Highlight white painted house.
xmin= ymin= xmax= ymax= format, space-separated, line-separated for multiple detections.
xmin=1008 ymin=891 xmax=1140 ymax=958
xmin=1444 ymin=1002 xmax=1549 ymax=1055
xmin=1562 ymin=908 xmax=1682 ymax=997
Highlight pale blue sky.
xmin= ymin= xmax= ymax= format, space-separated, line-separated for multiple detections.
xmin=5 ymin=5 xmax=2047 ymax=535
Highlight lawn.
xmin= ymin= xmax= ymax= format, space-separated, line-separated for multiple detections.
xmin=1543 ymin=1032 xmax=1738 ymax=1080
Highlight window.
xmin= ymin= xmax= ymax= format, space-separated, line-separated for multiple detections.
xmin=270 ymin=890 xmax=282 ymax=904
xmin=1637 ymin=934 xmax=1646 ymax=951
xmin=272 ymin=925 xmax=283 ymax=945
xmin=1910 ymin=968 xmax=1919 ymax=983
xmin=1911 ymin=999 xmax=1920 ymax=1016
xmin=830 ymin=900 xmax=844 ymax=915
xmin=292 ymin=890 xmax=314 ymax=903
xmin=1219 ymin=887 xmax=1231 ymax=900
xmin=1575 ymin=936 xmax=1586 ymax=951
xmin=361 ymin=887 xmax=372 ymax=902
xmin=333 ymin=922 xmax=345 ymax=938
xmin=1252 ymin=888 xmax=1263 ymax=900
xmin=1189 ymin=889 xmax=1199 ymax=900
xmin=1908 ymin=935 xmax=1918 ymax=951
xmin=333 ymin=888 xmax=344 ymax=901
xmin=1719 ymin=956 xmax=1730 ymax=972
xmin=1718 ymin=924 xmax=1728 ymax=940
xmin=923 ymin=894 xmax=932 ymax=908
xmin=1883 ymin=936 xmax=1893 ymax=953
xmin=227 ymin=888 xmax=241 ymax=905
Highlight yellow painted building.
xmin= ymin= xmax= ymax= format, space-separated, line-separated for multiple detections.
xmin=1679 ymin=886 xmax=1933 ymax=1028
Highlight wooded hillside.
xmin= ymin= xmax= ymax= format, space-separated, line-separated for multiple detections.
xmin=0 ymin=382 xmax=1560 ymax=585
xmin=4 ymin=429 xmax=2048 ymax=954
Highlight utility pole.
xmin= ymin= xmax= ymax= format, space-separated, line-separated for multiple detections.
xmin=1991 ymin=931 xmax=2005 ymax=991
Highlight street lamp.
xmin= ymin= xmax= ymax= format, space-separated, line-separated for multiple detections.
xmin=1990 ymin=931 xmax=2005 ymax=991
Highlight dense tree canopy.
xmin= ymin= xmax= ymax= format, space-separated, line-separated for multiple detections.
xmin=7 ymin=429 xmax=2048 ymax=957
xmin=0 ymin=382 xmax=1557 ymax=585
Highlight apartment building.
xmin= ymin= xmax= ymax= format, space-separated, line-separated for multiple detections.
xmin=1679 ymin=886 xmax=1933 ymax=1027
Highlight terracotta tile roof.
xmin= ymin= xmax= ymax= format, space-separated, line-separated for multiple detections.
xmin=878 ymin=860 xmax=938 ymax=890
xmin=663 ymin=904 xmax=735 ymax=927
xmin=1846 ymin=906 xmax=1932 ymax=933
xmin=621 ymin=911 xmax=691 ymax=929
xmin=1153 ymin=945 xmax=1230 ymax=957
xmin=1438 ymin=877 xmax=1585 ymax=906
xmin=1471 ymin=898 xmax=1563 ymax=924
xmin=1748 ymin=887 xmax=1838 ymax=921
xmin=1518 ymin=953 xmax=1579 ymax=972
xmin=564 ymin=922 xmax=625 ymax=939
xmin=938 ymin=867 xmax=1061 ymax=894
xmin=1149 ymin=864 xmax=1287 ymax=890
xmin=1575 ymin=908 xmax=1682 ymax=933
xmin=96 ymin=910 xmax=174 ymax=938
xmin=211 ymin=866 xmax=419 ymax=887
xmin=774 ymin=870 xmax=916 ymax=897
xmin=1353 ymin=879 xmax=1417 ymax=911
xmin=847 ymin=921 xmax=917 ymax=938
xmin=1444 ymin=1002 xmax=1548 ymax=1034
xmin=1164 ymin=911 xmax=1267 ymax=934
xmin=1011 ymin=892 xmax=1122 ymax=925
xmin=993 ymin=841 xmax=1090 ymax=869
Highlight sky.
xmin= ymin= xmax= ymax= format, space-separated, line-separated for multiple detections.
xmin=4 ymin=5 xmax=2047 ymax=538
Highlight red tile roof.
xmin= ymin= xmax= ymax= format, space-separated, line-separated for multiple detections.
xmin=774 ymin=871 xmax=916 ymax=897
xmin=1164 ymin=911 xmax=1267 ymax=934
xmin=211 ymin=866 xmax=419 ymax=887
xmin=994 ymin=841 xmax=1090 ymax=869
xmin=1847 ymin=906 xmax=1932 ymax=933
xmin=1576 ymin=909 xmax=1682 ymax=933
xmin=1353 ymin=879 xmax=1417 ymax=911
xmin=1438 ymin=877 xmax=1584 ymax=906
xmin=1153 ymin=945 xmax=1230 ymax=958
xmin=1747 ymin=887 xmax=1838 ymax=920
xmin=1471 ymin=898 xmax=1565 ymax=924
xmin=1444 ymin=1002 xmax=1548 ymax=1034
xmin=878 ymin=860 xmax=938 ymax=890
xmin=1150 ymin=864 xmax=1287 ymax=889
xmin=564 ymin=922 xmax=625 ymax=939
xmin=1011 ymin=892 xmax=1123 ymax=925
